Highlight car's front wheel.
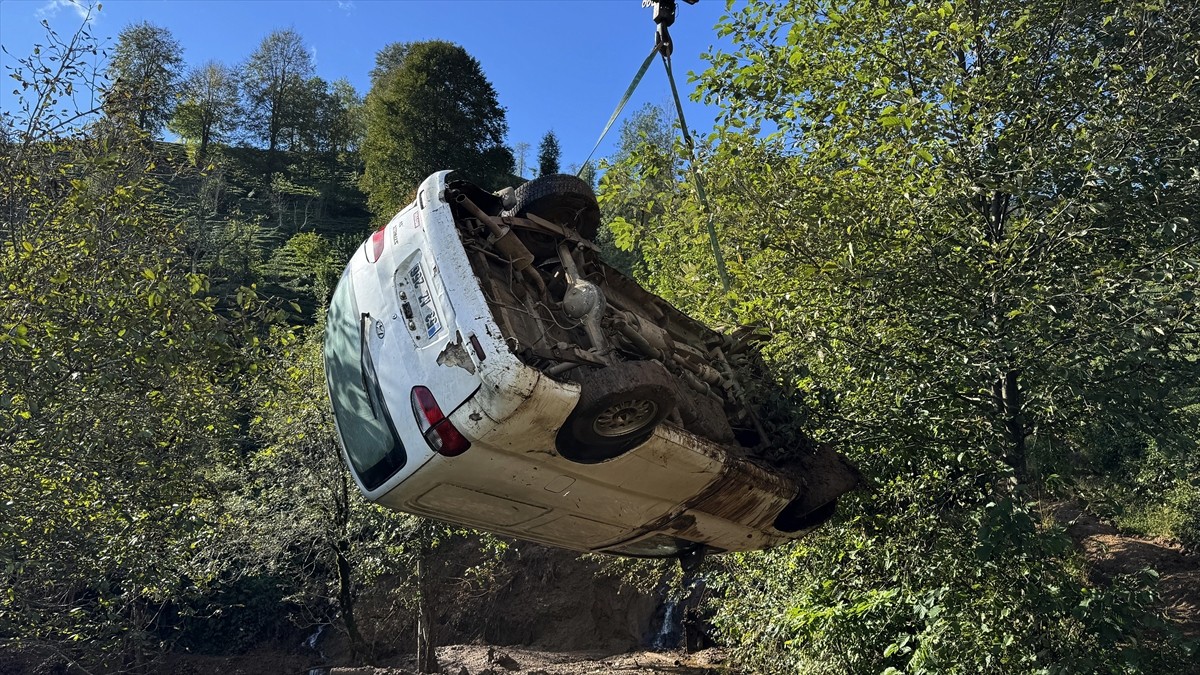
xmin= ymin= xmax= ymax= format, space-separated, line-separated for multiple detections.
xmin=556 ymin=361 xmax=675 ymax=463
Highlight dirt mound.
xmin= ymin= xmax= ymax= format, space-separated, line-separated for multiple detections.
xmin=322 ymin=645 xmax=730 ymax=675
xmin=456 ymin=545 xmax=662 ymax=651
xmin=330 ymin=540 xmax=664 ymax=664
xmin=1049 ymin=502 xmax=1200 ymax=636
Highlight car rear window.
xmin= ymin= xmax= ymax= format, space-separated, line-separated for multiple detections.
xmin=324 ymin=271 xmax=406 ymax=490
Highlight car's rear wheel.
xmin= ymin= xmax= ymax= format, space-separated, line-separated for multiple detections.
xmin=556 ymin=361 xmax=675 ymax=463
xmin=504 ymin=174 xmax=601 ymax=257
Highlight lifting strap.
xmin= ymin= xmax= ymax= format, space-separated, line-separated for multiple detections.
xmin=661 ymin=52 xmax=733 ymax=305
xmin=578 ymin=45 xmax=660 ymax=174
xmin=576 ymin=1 xmax=735 ymax=315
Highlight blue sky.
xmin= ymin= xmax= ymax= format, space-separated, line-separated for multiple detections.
xmin=0 ymin=0 xmax=736 ymax=172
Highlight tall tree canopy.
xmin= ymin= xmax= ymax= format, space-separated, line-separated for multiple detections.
xmin=326 ymin=78 xmax=365 ymax=156
xmin=240 ymin=28 xmax=315 ymax=176
xmin=537 ymin=130 xmax=560 ymax=176
xmin=288 ymin=76 xmax=364 ymax=155
xmin=105 ymin=21 xmax=184 ymax=134
xmin=602 ymin=0 xmax=1199 ymax=671
xmin=170 ymin=60 xmax=240 ymax=159
xmin=360 ymin=40 xmax=513 ymax=217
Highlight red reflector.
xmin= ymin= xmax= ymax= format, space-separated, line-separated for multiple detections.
xmin=410 ymin=386 xmax=471 ymax=457
xmin=366 ymin=228 xmax=386 ymax=263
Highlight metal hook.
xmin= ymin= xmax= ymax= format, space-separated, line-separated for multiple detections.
xmin=651 ymin=0 xmax=677 ymax=57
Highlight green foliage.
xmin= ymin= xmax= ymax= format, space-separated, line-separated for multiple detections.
xmin=601 ymin=0 xmax=1200 ymax=670
xmin=1077 ymin=425 xmax=1200 ymax=551
xmin=1 ymin=21 xmax=272 ymax=670
xmin=327 ymin=78 xmax=366 ymax=156
xmin=106 ymin=21 xmax=185 ymax=134
xmin=2 ymin=13 xmax=493 ymax=672
xmin=169 ymin=573 xmax=300 ymax=655
xmin=710 ymin=494 xmax=1187 ymax=674
xmin=170 ymin=60 xmax=240 ymax=160
xmin=214 ymin=323 xmax=402 ymax=654
xmin=240 ymin=28 xmax=315 ymax=173
xmin=360 ymin=41 xmax=514 ymax=219
xmin=595 ymin=103 xmax=679 ymax=277
xmin=228 ymin=321 xmax=503 ymax=664
xmin=268 ymin=231 xmax=340 ymax=296
xmin=537 ymin=130 xmax=561 ymax=176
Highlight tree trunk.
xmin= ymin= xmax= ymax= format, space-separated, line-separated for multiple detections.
xmin=335 ymin=539 xmax=366 ymax=660
xmin=996 ymin=369 xmax=1027 ymax=482
xmin=415 ymin=542 xmax=439 ymax=674
xmin=199 ymin=125 xmax=210 ymax=162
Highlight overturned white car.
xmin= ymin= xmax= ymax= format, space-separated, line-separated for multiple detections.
xmin=323 ymin=171 xmax=857 ymax=557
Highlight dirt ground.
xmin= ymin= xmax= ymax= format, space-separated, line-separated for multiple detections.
xmin=162 ymin=645 xmax=731 ymax=675
xmin=14 ymin=504 xmax=1198 ymax=675
xmin=1048 ymin=502 xmax=1200 ymax=636
xmin=320 ymin=645 xmax=732 ymax=675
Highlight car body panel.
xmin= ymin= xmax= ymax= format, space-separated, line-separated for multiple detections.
xmin=325 ymin=171 xmax=855 ymax=557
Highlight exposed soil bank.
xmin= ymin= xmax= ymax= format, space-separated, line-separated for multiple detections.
xmin=1049 ymin=502 xmax=1200 ymax=636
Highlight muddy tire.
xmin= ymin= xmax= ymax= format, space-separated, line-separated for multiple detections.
xmin=505 ymin=174 xmax=601 ymax=253
xmin=556 ymin=361 xmax=676 ymax=463
xmin=674 ymin=384 xmax=735 ymax=443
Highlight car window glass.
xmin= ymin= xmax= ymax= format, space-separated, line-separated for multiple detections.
xmin=324 ymin=272 xmax=406 ymax=490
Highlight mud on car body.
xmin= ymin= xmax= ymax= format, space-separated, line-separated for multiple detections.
xmin=324 ymin=170 xmax=858 ymax=557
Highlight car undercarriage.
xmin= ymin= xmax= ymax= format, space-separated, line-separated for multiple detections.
xmin=443 ymin=175 xmax=858 ymax=520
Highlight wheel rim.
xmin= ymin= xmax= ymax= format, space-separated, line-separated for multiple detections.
xmin=593 ymin=399 xmax=658 ymax=438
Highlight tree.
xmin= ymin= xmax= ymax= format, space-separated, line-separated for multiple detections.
xmin=326 ymin=78 xmax=365 ymax=156
xmin=288 ymin=75 xmax=331 ymax=153
xmin=292 ymin=77 xmax=365 ymax=156
xmin=360 ymin=41 xmax=513 ymax=218
xmin=170 ymin=60 xmax=240 ymax=160
xmin=537 ymin=130 xmax=560 ymax=176
xmin=231 ymin=312 xmax=504 ymax=670
xmin=596 ymin=104 xmax=678 ymax=276
xmin=512 ymin=141 xmax=530 ymax=177
xmin=605 ymin=0 xmax=1199 ymax=670
xmin=228 ymin=324 xmax=395 ymax=660
xmin=105 ymin=21 xmax=184 ymax=134
xmin=2 ymin=18 xmax=272 ymax=671
xmin=240 ymin=28 xmax=314 ymax=178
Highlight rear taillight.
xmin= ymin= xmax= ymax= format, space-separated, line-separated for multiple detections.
xmin=366 ymin=228 xmax=386 ymax=263
xmin=410 ymin=386 xmax=471 ymax=457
